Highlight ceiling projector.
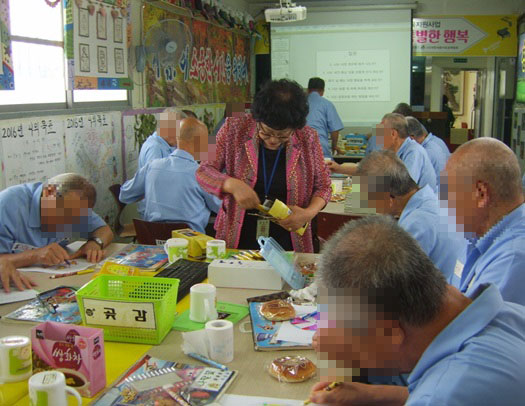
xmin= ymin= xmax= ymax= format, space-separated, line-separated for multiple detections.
xmin=265 ymin=0 xmax=307 ymax=23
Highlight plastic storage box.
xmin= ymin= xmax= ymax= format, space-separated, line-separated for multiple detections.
xmin=76 ymin=275 xmax=179 ymax=345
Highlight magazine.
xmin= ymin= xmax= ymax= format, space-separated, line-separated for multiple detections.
xmin=115 ymin=244 xmax=168 ymax=270
xmin=93 ymin=355 xmax=236 ymax=406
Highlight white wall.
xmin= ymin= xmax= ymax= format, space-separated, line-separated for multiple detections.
xmin=415 ymin=0 xmax=524 ymax=15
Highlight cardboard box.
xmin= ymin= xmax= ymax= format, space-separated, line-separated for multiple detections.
xmin=208 ymin=259 xmax=284 ymax=290
xmin=31 ymin=321 xmax=106 ymax=398
xmin=172 ymin=228 xmax=214 ymax=258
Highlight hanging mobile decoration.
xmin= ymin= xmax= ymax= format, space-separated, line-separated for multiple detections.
xmin=44 ymin=0 xmax=61 ymax=7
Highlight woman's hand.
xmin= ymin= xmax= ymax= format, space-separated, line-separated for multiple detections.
xmin=279 ymin=205 xmax=314 ymax=232
xmin=223 ymin=177 xmax=261 ymax=209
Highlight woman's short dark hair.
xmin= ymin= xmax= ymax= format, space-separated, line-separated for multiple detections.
xmin=251 ymin=79 xmax=309 ymax=130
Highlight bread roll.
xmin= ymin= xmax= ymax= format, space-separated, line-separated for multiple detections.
xmin=259 ymin=299 xmax=296 ymax=321
xmin=268 ymin=356 xmax=316 ymax=383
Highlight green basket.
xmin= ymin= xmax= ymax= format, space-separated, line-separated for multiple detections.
xmin=76 ymin=275 xmax=179 ymax=345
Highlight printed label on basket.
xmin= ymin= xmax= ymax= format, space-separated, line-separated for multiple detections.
xmin=81 ymin=299 xmax=156 ymax=330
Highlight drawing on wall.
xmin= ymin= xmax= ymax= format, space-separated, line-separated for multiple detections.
xmin=78 ymin=7 xmax=89 ymax=37
xmin=97 ymin=46 xmax=107 ymax=73
xmin=79 ymin=43 xmax=90 ymax=72
xmin=65 ymin=113 xmax=122 ymax=226
xmin=114 ymin=48 xmax=124 ymax=74
xmin=443 ymin=70 xmax=464 ymax=115
xmin=96 ymin=10 xmax=107 ymax=40
xmin=114 ymin=16 xmax=123 ymax=43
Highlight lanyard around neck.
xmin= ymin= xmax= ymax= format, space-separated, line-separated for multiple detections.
xmin=262 ymin=145 xmax=283 ymax=199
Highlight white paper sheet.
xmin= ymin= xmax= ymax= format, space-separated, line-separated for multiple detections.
xmin=219 ymin=394 xmax=303 ymax=406
xmin=0 ymin=288 xmax=38 ymax=305
xmin=275 ymin=321 xmax=315 ymax=345
xmin=292 ymin=304 xmax=317 ymax=317
xmin=17 ymin=241 xmax=96 ymax=274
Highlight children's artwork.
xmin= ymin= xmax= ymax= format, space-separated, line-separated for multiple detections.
xmin=18 ymin=259 xmax=92 ymax=275
xmin=65 ymin=0 xmax=131 ymax=89
xmin=92 ymin=355 xmax=237 ymax=406
xmin=4 ymin=286 xmax=81 ymax=324
xmin=0 ymin=0 xmax=14 ymax=90
xmin=220 ymin=394 xmax=303 ymax=406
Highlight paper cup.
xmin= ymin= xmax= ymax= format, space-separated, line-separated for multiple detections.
xmin=0 ymin=336 xmax=32 ymax=383
xmin=206 ymin=240 xmax=226 ymax=260
xmin=164 ymin=238 xmax=188 ymax=263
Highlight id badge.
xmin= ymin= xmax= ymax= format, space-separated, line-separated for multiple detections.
xmin=256 ymin=219 xmax=270 ymax=238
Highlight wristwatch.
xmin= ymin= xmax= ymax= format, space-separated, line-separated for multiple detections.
xmin=87 ymin=237 xmax=104 ymax=249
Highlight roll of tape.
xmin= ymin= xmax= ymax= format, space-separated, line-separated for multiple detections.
xmin=0 ymin=336 xmax=32 ymax=384
xmin=206 ymin=239 xmax=226 ymax=260
xmin=205 ymin=319 xmax=234 ymax=364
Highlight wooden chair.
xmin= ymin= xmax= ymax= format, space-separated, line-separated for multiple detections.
xmin=108 ymin=184 xmax=136 ymax=240
xmin=133 ymin=219 xmax=190 ymax=245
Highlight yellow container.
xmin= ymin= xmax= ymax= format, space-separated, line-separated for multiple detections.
xmin=264 ymin=199 xmax=308 ymax=236
xmin=171 ymin=228 xmax=214 ymax=258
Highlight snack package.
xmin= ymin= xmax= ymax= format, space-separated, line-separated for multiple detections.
xmin=267 ymin=355 xmax=316 ymax=383
xmin=31 ymin=321 xmax=106 ymax=397
xmin=172 ymin=228 xmax=214 ymax=258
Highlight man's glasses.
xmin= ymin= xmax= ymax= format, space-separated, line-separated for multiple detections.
xmin=257 ymin=123 xmax=294 ymax=140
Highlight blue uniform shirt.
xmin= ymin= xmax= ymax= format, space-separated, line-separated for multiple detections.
xmin=0 ymin=183 xmax=107 ymax=254
xmin=136 ymin=132 xmax=175 ymax=216
xmin=120 ymin=149 xmax=221 ymax=233
xmin=365 ymin=135 xmax=382 ymax=155
xmin=306 ymin=92 xmax=344 ymax=158
xmin=397 ymin=138 xmax=437 ymax=192
xmin=399 ymin=185 xmax=466 ymax=280
xmin=450 ymin=203 xmax=525 ymax=306
xmin=421 ymin=133 xmax=450 ymax=182
xmin=407 ymin=284 xmax=525 ymax=406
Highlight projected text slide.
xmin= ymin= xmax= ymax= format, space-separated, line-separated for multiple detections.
xmin=317 ymin=50 xmax=391 ymax=102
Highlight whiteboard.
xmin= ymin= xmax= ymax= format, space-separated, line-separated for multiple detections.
xmin=0 ymin=118 xmax=65 ymax=187
xmin=271 ymin=9 xmax=412 ymax=126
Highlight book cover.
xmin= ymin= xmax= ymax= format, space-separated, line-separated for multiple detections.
xmin=93 ymin=355 xmax=236 ymax=406
xmin=3 ymin=286 xmax=81 ymax=324
xmin=116 ymin=245 xmax=168 ymax=270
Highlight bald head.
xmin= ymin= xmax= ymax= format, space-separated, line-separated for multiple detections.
xmin=449 ymin=138 xmax=522 ymax=204
xmin=178 ymin=117 xmax=207 ymax=142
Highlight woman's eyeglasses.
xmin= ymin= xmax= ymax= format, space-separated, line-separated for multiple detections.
xmin=257 ymin=123 xmax=294 ymax=140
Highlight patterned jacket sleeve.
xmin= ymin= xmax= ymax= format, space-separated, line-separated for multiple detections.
xmin=309 ymin=128 xmax=332 ymax=203
xmin=196 ymin=118 xmax=231 ymax=200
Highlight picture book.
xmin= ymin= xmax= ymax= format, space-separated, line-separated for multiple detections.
xmin=2 ymin=286 xmax=81 ymax=324
xmin=115 ymin=244 xmax=168 ymax=270
xmin=93 ymin=355 xmax=237 ymax=406
xmin=247 ymin=293 xmax=317 ymax=351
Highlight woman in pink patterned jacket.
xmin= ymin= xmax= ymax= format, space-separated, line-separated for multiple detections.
xmin=196 ymin=79 xmax=331 ymax=253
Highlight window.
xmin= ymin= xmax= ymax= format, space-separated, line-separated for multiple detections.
xmin=0 ymin=0 xmax=127 ymax=107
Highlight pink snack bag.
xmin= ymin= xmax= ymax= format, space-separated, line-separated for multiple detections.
xmin=31 ymin=321 xmax=106 ymax=398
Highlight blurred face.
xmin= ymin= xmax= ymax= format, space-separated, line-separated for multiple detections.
xmin=441 ymin=157 xmax=487 ymax=236
xmin=351 ymin=176 xmax=393 ymax=215
xmin=194 ymin=132 xmax=217 ymax=161
xmin=257 ymin=122 xmax=294 ymax=150
xmin=40 ymin=188 xmax=90 ymax=232
xmin=159 ymin=113 xmax=182 ymax=147
xmin=375 ymin=121 xmax=395 ymax=150
xmin=317 ymin=289 xmax=403 ymax=379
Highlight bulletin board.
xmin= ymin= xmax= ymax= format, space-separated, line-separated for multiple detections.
xmin=64 ymin=0 xmax=132 ymax=90
xmin=0 ymin=112 xmax=124 ymax=226
xmin=0 ymin=0 xmax=13 ymax=90
xmin=143 ymin=3 xmax=250 ymax=107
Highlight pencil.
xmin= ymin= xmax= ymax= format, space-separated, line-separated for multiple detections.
xmin=303 ymin=382 xmax=342 ymax=405
xmin=49 ymin=269 xmax=94 ymax=279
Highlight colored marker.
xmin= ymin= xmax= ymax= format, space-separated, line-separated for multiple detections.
xmin=187 ymin=352 xmax=229 ymax=371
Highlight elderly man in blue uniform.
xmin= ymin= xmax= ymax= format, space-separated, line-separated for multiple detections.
xmin=309 ymin=216 xmax=525 ymax=406
xmin=354 ymin=150 xmax=464 ymax=280
xmin=306 ymin=77 xmax=344 ymax=159
xmin=442 ymin=137 xmax=525 ymax=306
xmin=0 ymin=173 xmax=113 ymax=269
xmin=406 ymin=116 xmax=450 ymax=183
xmin=120 ymin=117 xmax=221 ymax=234
xmin=378 ymin=113 xmax=436 ymax=192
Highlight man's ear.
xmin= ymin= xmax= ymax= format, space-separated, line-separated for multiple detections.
xmin=393 ymin=320 xmax=406 ymax=346
xmin=475 ymin=180 xmax=490 ymax=208
xmin=42 ymin=184 xmax=57 ymax=198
